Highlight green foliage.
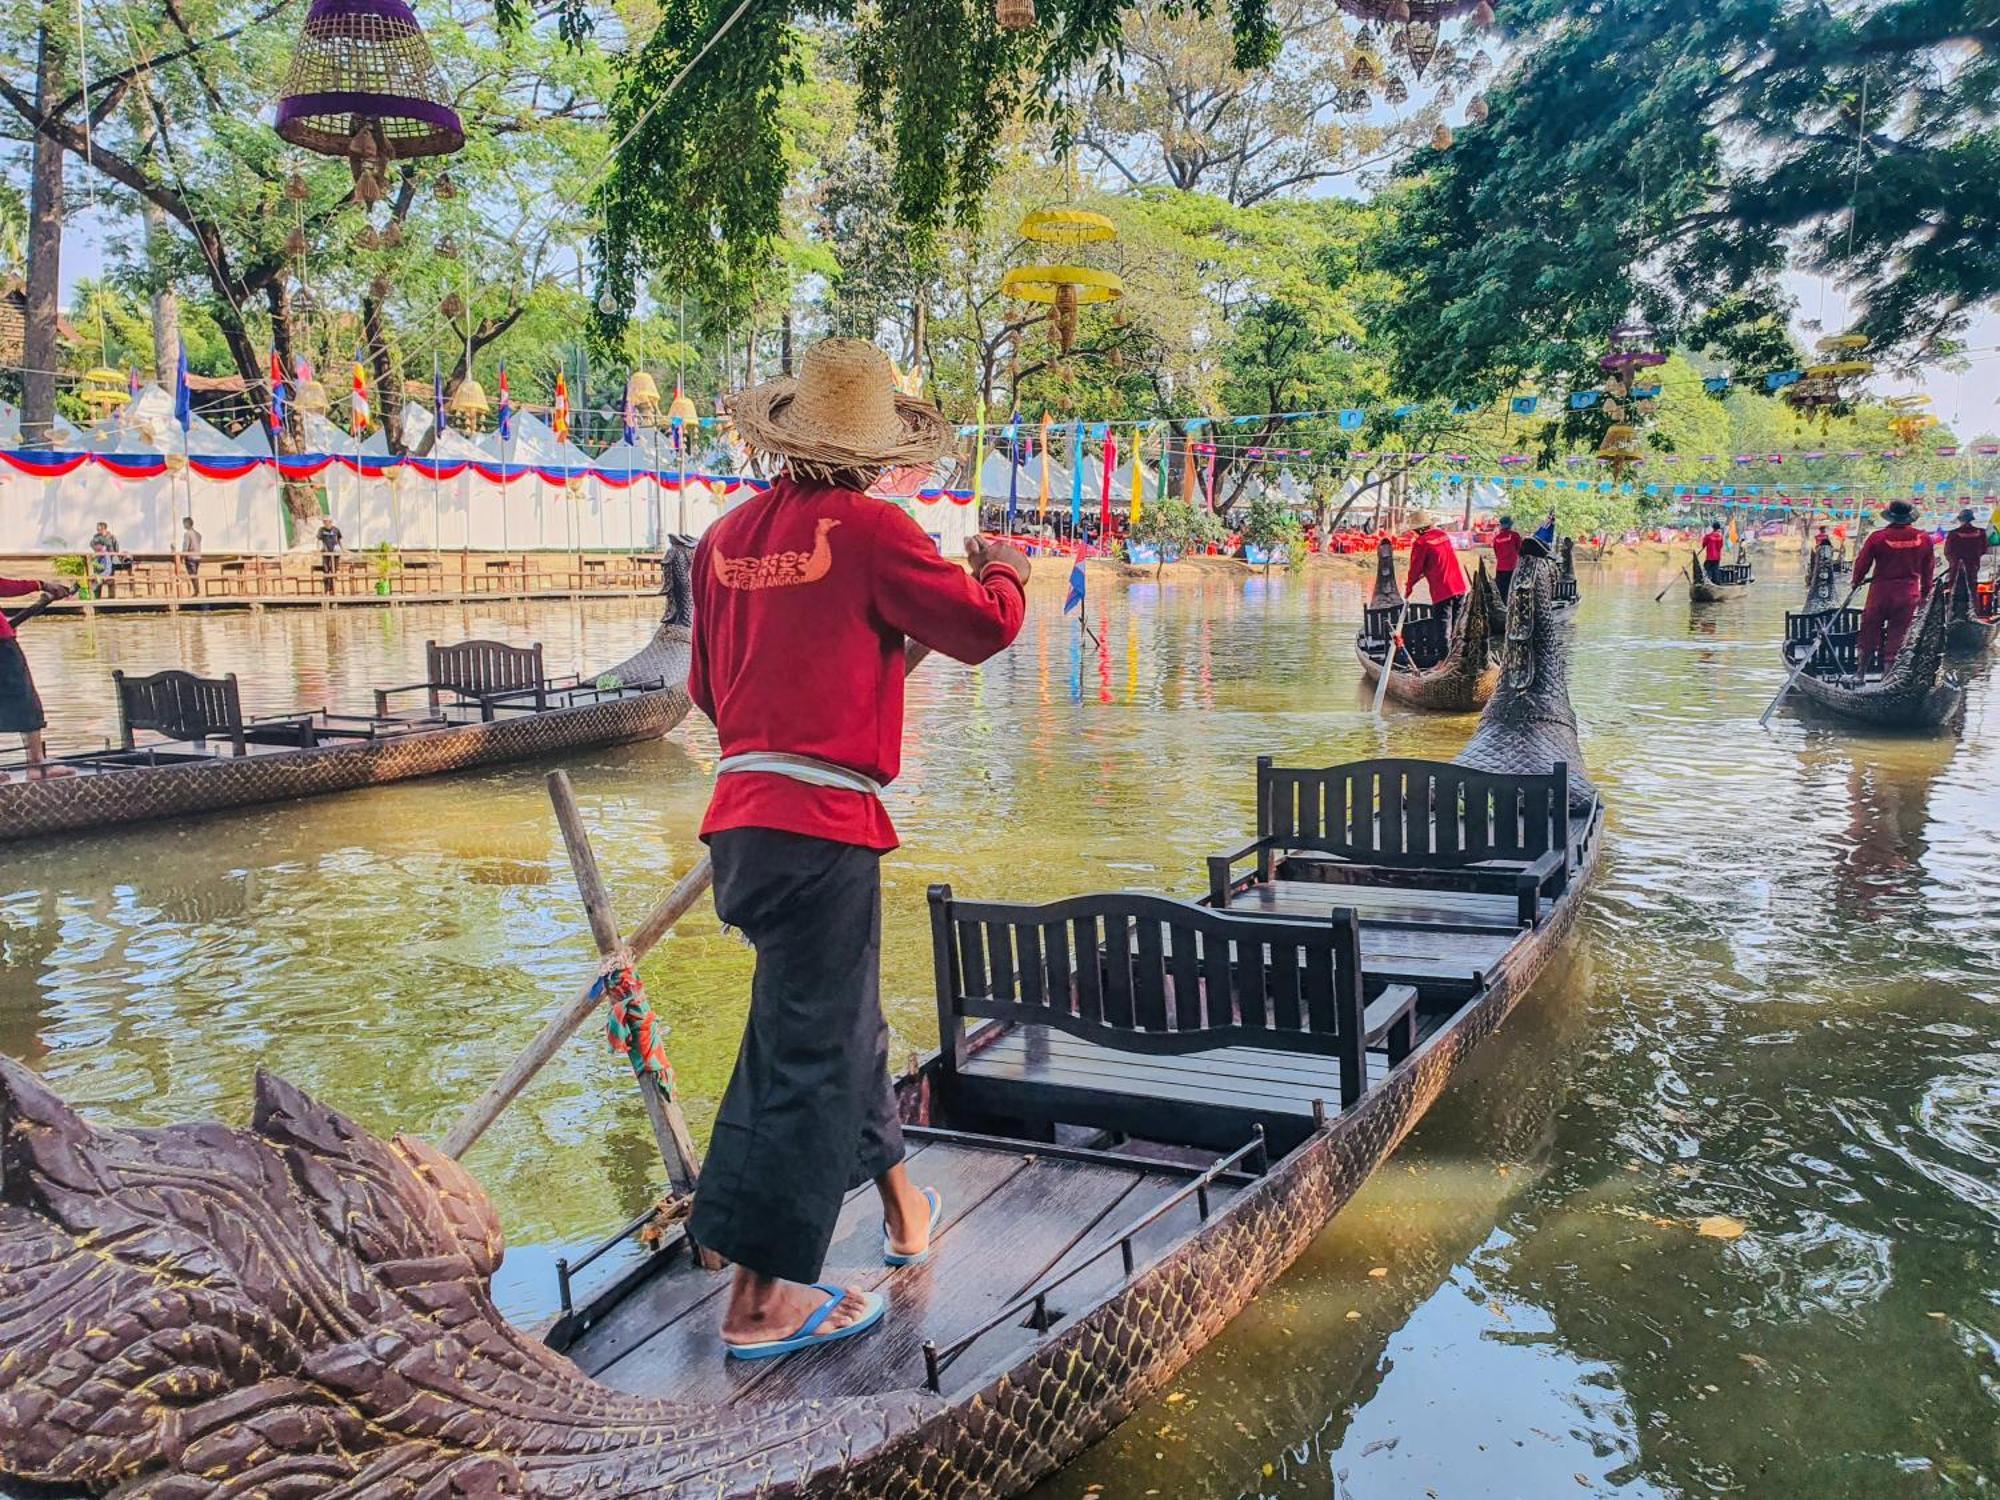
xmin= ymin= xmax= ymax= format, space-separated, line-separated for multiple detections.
xmin=1129 ymin=497 xmax=1222 ymax=568
xmin=1377 ymin=0 xmax=1999 ymax=396
xmin=1240 ymin=492 xmax=1302 ymax=568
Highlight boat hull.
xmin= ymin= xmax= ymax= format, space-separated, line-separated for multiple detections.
xmin=825 ymin=807 xmax=1605 ymax=1500
xmin=0 ymin=677 xmax=690 ymax=841
xmin=1944 ymin=615 xmax=1998 ymax=658
xmin=1786 ymin=669 xmax=1963 ymax=729
xmin=1354 ymin=640 xmax=1496 ymax=711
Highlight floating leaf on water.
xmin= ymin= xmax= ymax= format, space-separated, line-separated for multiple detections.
xmin=1696 ymin=1215 xmax=1746 ymax=1240
xmin=1369 ymin=1266 xmax=1388 ymax=1278
xmin=1345 ymin=1309 xmax=1361 ymax=1320
xmin=1739 ymin=1352 xmax=1771 ymax=1371
xmin=1165 ymin=1392 xmax=1185 ymax=1404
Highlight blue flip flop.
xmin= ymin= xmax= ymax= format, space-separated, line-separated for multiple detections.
xmin=884 ymin=1185 xmax=944 ymax=1266
xmin=723 ymin=1283 xmax=885 ymax=1361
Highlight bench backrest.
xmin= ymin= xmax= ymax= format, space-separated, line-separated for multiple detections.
xmin=426 ymin=639 xmax=545 ymax=699
xmin=931 ymin=885 xmax=1371 ymax=1099
xmin=1256 ymin=756 xmax=1570 ymax=868
xmin=1360 ymin=602 xmax=1448 ymax=667
xmin=1787 ymin=608 xmax=1861 ymax=674
xmin=113 ymin=669 xmax=244 ymax=751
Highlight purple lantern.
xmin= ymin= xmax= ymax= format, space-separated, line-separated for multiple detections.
xmin=275 ymin=0 xmax=464 ymax=164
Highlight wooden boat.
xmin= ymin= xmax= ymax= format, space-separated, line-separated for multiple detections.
xmin=0 ymin=560 xmax=1601 ymax=1497
xmin=1781 ymin=582 xmax=1964 ymax=730
xmin=1554 ymin=535 xmax=1581 ymax=609
xmin=1690 ymin=549 xmax=1754 ymax=603
xmin=1803 ymin=537 xmax=1845 ymax=611
xmin=0 ymin=549 xmax=695 ymax=840
xmin=1354 ymin=540 xmax=1498 ymax=712
xmin=1944 ymin=573 xmax=1998 ymax=658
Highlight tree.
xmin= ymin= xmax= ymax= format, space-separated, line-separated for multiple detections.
xmin=1240 ymin=491 xmax=1303 ymax=570
xmin=1129 ymin=496 xmax=1223 ymax=574
xmin=1375 ymin=0 xmax=2000 ymax=400
xmin=1079 ymin=0 xmax=1455 ymax=206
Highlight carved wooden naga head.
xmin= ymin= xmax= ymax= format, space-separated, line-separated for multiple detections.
xmin=0 ymin=1059 xmax=932 ymax=1497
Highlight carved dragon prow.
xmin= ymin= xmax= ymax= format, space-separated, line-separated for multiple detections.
xmin=1369 ymin=538 xmax=1401 ymax=611
xmin=0 ymin=1058 xmax=936 ymax=1498
xmin=1453 ymin=541 xmax=1596 ymax=813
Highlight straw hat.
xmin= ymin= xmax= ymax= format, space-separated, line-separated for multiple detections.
xmin=1406 ymin=507 xmax=1436 ymax=530
xmin=727 ymin=339 xmax=955 ymax=470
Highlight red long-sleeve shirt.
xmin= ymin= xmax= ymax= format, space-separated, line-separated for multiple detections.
xmin=1943 ymin=523 xmax=1988 ymax=582
xmin=1701 ymin=531 xmax=1726 ymax=564
xmin=0 ymin=577 xmax=44 ymax=643
xmin=1490 ymin=527 xmax=1521 ymax=572
xmin=1405 ymin=529 xmax=1468 ymax=603
xmin=1852 ymin=523 xmax=1935 ymax=597
xmin=689 ymin=476 xmax=1026 ymax=851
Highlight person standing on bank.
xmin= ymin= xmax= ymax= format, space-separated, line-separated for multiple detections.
xmin=177 ymin=517 xmax=203 ymax=597
xmin=316 ymin=516 xmax=343 ymax=594
xmin=1490 ymin=514 xmax=1521 ymax=601
xmin=1943 ymin=507 xmax=1990 ymax=606
xmin=1404 ymin=508 xmax=1468 ymax=626
xmin=89 ymin=522 xmax=122 ymax=600
xmin=688 ymin=339 xmax=1031 ymax=1360
xmin=0 ymin=574 xmax=75 ymax=776
xmin=1852 ymin=500 xmax=1935 ymax=675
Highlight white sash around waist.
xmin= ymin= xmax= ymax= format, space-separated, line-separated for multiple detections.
xmin=716 ymin=751 xmax=883 ymax=798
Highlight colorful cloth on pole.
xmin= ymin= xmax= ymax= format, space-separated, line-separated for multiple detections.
xmin=622 ymin=379 xmax=638 ymax=446
xmin=1064 ymin=554 xmax=1086 ymax=615
xmin=597 ymin=959 xmax=676 ymax=1094
xmin=432 ymin=365 xmax=446 ymax=435
xmin=1098 ymin=427 xmax=1117 ymax=537
xmin=552 ymin=371 xmax=571 ymax=444
xmin=174 ymin=343 xmax=192 ymax=434
xmin=1070 ymin=423 xmax=1084 ymax=528
xmin=497 ymin=364 xmax=513 ymax=441
xmin=1038 ymin=412 xmax=1053 ymax=520
xmin=350 ymin=357 xmax=371 ymax=433
xmin=269 ymin=351 xmax=287 ymax=435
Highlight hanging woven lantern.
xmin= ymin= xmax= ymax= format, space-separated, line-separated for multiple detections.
xmin=1384 ymin=75 xmax=1410 ymax=105
xmin=369 ymin=274 xmax=391 ymax=300
xmin=1467 ymin=93 xmax=1489 ymax=124
xmin=355 ymin=225 xmax=380 ymax=250
xmin=1006 ymin=205 xmax=1124 ymax=354
xmin=1431 ymin=122 xmax=1454 ymax=150
xmin=627 ymin=370 xmax=662 ymax=418
xmin=294 ymin=375 xmax=330 ymax=414
xmin=433 ymin=170 xmax=456 ymax=200
xmin=1886 ymin=394 xmax=1934 ymax=447
xmin=1350 ymin=51 xmax=1377 ymax=83
xmin=666 ymin=383 xmax=701 ymax=433
xmin=1403 ymin=22 xmax=1440 ymax=76
xmin=439 ymin=291 xmax=464 ymax=320
xmin=436 ymin=234 xmax=459 ymax=259
xmin=284 ymin=227 xmax=309 ymax=258
xmin=1596 ymin=423 xmax=1646 ymax=478
xmin=995 ymin=0 xmax=1037 ymax=29
xmin=383 ymin=222 xmax=404 ymax=249
xmin=292 ymin=286 xmax=320 ymax=316
xmin=447 ymin=377 xmax=488 ymax=430
xmin=275 ymin=0 xmax=464 ymax=170
xmin=1473 ymin=0 xmax=1495 ymax=23
xmin=79 ymin=366 xmax=129 ymax=413
xmin=283 ymin=172 xmax=311 ymax=201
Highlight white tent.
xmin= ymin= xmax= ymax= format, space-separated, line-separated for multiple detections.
xmin=971 ymin=450 xmax=1040 ymax=505
xmin=0 ymin=402 xmax=85 ymax=446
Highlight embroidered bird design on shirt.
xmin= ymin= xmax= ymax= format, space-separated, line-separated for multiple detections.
xmin=711 ymin=517 xmax=841 ymax=590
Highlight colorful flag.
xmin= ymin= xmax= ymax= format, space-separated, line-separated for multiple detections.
xmin=432 ymin=361 xmax=446 ymax=436
xmin=1129 ymin=425 xmax=1145 ymax=528
xmin=497 ymin=363 xmax=513 ymax=442
xmin=1063 ymin=553 xmax=1086 ymax=615
xmin=1005 ymin=411 xmax=1021 ymax=534
xmin=1183 ymin=431 xmax=1197 ymax=505
xmin=127 ymin=367 xmax=141 ymax=397
xmin=173 ymin=342 xmax=191 ymax=433
xmin=622 ymin=377 xmax=638 ymax=446
xmin=1098 ymin=426 xmax=1117 ymax=539
xmin=972 ymin=396 xmax=987 ymax=509
xmin=1038 ymin=412 xmax=1052 ymax=520
xmin=1070 ymin=422 xmax=1084 ymax=530
xmin=268 ymin=350 xmax=287 ymax=435
xmin=552 ymin=370 xmax=571 ymax=444
xmin=350 ymin=356 xmax=371 ymax=433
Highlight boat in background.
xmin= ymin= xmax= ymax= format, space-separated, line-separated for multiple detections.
xmin=1354 ymin=539 xmax=1498 ymax=712
xmin=1781 ymin=581 xmax=1964 ymax=731
xmin=1690 ymin=550 xmax=1754 ymax=603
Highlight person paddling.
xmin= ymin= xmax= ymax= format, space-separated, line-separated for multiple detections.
xmin=1852 ymin=500 xmax=1934 ymax=675
xmin=1404 ymin=508 xmax=1468 ymax=626
xmin=688 ymin=339 xmax=1030 ymax=1360
xmin=1943 ymin=507 xmax=1990 ymax=608
xmin=1 ymin=575 xmax=76 ymax=778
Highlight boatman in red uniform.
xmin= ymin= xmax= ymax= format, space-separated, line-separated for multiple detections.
xmin=1404 ymin=507 xmax=1469 ymax=625
xmin=0 ymin=574 xmax=75 ymax=778
xmin=1852 ymin=499 xmax=1935 ymax=675
xmin=1700 ymin=521 xmax=1727 ymax=581
xmin=687 ymin=339 xmax=1029 ymax=1361
xmin=1490 ymin=514 xmax=1521 ymax=601
xmin=1943 ymin=507 xmax=1990 ymax=609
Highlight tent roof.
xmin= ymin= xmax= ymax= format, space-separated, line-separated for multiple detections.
xmin=88 ymin=384 xmax=243 ymax=455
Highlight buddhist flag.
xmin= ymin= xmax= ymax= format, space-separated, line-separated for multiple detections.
xmin=1183 ymin=431 xmax=1197 ymax=506
xmin=552 ymin=370 xmax=571 ymax=444
xmin=1726 ymin=515 xmax=1740 ymax=551
xmin=1129 ymin=426 xmax=1146 ymax=528
xmin=350 ymin=356 xmax=371 ymax=433
xmin=1987 ymin=497 xmax=2000 ymax=546
xmin=1038 ymin=412 xmax=1053 ymax=520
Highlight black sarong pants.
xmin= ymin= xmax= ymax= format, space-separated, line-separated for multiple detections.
xmin=688 ymin=826 xmax=904 ymax=1283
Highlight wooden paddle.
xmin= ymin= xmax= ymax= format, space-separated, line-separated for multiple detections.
xmin=1 ymin=592 xmax=63 ymax=631
xmin=1654 ymin=567 xmax=1689 ymax=604
xmin=1370 ymin=597 xmax=1411 ymax=718
xmin=1758 ymin=579 xmax=1866 ymax=728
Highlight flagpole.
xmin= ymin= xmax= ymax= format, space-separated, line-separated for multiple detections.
xmin=431 ymin=353 xmax=443 ymax=570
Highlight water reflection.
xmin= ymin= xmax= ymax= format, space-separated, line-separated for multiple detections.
xmin=3 ymin=560 xmax=1997 ymax=1500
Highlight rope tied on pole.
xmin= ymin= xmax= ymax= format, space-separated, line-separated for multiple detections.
xmin=595 ymin=953 xmax=675 ymax=1095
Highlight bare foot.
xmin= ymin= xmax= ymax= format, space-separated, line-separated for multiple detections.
xmin=720 ymin=1276 xmax=873 ymax=1348
xmin=24 ymin=764 xmax=77 ymax=780
xmin=882 ymin=1179 xmax=936 ymax=1259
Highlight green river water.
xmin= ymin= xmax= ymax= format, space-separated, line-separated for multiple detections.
xmin=3 ymin=561 xmax=1995 ymax=1498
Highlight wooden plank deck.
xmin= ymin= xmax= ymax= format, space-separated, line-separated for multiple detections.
xmin=1222 ymin=879 xmax=1529 ymax=984
xmin=571 ymin=1137 xmax=1241 ymax=1405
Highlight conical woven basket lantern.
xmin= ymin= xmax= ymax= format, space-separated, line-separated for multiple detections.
xmin=1005 ymin=207 xmax=1124 ymax=353
xmin=275 ymin=0 xmax=464 ymax=164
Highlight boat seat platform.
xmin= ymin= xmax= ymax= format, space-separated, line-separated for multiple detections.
xmin=564 ymin=1131 xmax=1247 ymax=1407
xmin=1225 ymin=878 xmax=1533 ymax=991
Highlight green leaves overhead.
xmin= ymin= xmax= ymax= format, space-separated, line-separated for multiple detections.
xmin=1377 ymin=0 xmax=1999 ymax=399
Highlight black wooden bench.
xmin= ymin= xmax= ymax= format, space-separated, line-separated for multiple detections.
xmin=1359 ymin=602 xmax=1449 ymax=669
xmin=1786 ymin=607 xmax=1861 ymax=675
xmin=373 ymin=640 xmax=561 ymax=721
xmin=113 ymin=669 xmax=316 ymax=755
xmin=929 ymin=886 xmax=1419 ymax=1154
xmin=1207 ymin=757 xmax=1575 ymax=928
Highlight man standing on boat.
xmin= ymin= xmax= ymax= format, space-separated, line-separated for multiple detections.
xmin=1700 ymin=521 xmax=1727 ymax=582
xmin=1943 ymin=507 xmax=1989 ymax=607
xmin=687 ymin=339 xmax=1030 ymax=1360
xmin=1404 ymin=508 xmax=1468 ymax=625
xmin=1852 ymin=500 xmax=1935 ymax=675
xmin=1490 ymin=514 xmax=1521 ymax=601
xmin=0 ymin=574 xmax=75 ymax=777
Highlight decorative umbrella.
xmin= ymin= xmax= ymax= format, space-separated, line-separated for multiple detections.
xmin=275 ymin=0 xmax=464 ymax=182
xmin=1786 ymin=333 xmax=1872 ymax=427
xmin=1003 ymin=207 xmax=1124 ymax=354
